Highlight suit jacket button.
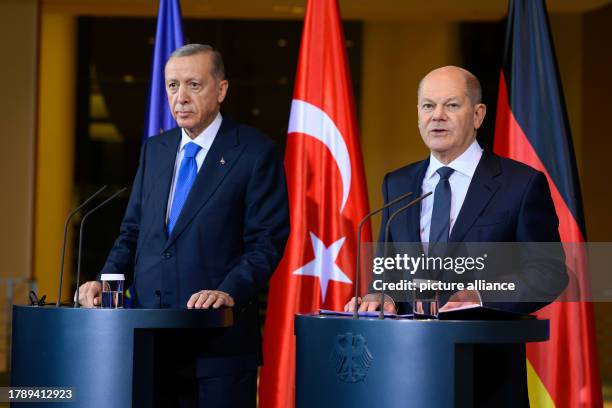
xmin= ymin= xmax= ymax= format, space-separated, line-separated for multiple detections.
xmin=162 ymin=252 xmax=172 ymax=259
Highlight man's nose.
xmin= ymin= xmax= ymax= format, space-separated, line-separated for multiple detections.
xmin=177 ymin=86 xmax=189 ymax=103
xmin=432 ymin=105 xmax=446 ymax=120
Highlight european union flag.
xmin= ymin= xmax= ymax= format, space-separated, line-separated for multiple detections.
xmin=128 ymin=0 xmax=184 ymax=308
xmin=143 ymin=0 xmax=185 ymax=139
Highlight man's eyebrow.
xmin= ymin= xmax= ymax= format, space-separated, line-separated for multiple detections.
xmin=433 ymin=97 xmax=460 ymax=104
xmin=418 ymin=96 xmax=462 ymax=105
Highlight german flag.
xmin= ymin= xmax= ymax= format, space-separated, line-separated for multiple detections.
xmin=493 ymin=0 xmax=603 ymax=406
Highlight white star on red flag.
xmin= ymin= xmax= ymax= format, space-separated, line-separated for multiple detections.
xmin=292 ymin=232 xmax=351 ymax=302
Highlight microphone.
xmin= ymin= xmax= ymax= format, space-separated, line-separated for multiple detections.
xmin=74 ymin=187 xmax=127 ymax=308
xmin=378 ymin=192 xmax=432 ymax=319
xmin=352 ymin=191 xmax=414 ymax=318
xmin=56 ymin=185 xmax=108 ymax=307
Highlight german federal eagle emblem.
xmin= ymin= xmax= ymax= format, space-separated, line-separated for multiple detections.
xmin=330 ymin=333 xmax=373 ymax=383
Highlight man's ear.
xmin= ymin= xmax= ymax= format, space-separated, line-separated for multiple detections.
xmin=474 ymin=103 xmax=487 ymax=130
xmin=218 ymin=80 xmax=229 ymax=104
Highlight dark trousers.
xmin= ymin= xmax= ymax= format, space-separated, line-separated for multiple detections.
xmin=145 ymin=331 xmax=257 ymax=408
xmin=152 ymin=368 xmax=257 ymax=408
xmin=474 ymin=344 xmax=530 ymax=408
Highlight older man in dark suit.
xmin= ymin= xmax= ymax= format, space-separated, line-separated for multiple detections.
xmin=78 ymin=44 xmax=289 ymax=407
xmin=346 ymin=66 xmax=567 ymax=407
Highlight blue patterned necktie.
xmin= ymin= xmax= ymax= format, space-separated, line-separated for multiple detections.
xmin=429 ymin=166 xmax=455 ymax=244
xmin=167 ymin=142 xmax=202 ymax=234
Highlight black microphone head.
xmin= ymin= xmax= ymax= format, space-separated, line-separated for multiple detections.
xmin=28 ymin=291 xmax=38 ymax=306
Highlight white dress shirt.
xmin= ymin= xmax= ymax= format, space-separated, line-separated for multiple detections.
xmin=166 ymin=112 xmax=222 ymax=223
xmin=419 ymin=140 xmax=483 ymax=243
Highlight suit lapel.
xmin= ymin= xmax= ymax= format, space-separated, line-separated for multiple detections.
xmin=404 ymin=159 xmax=429 ymax=243
xmin=150 ymin=129 xmax=181 ymax=240
xmin=449 ymin=150 xmax=501 ymax=242
xmin=164 ymin=117 xmax=245 ymax=250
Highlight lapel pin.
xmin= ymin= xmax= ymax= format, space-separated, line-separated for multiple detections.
xmin=220 ymin=157 xmax=226 ymax=165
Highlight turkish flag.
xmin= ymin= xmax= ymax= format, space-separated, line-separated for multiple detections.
xmin=494 ymin=0 xmax=602 ymax=406
xmin=258 ymin=0 xmax=372 ymax=406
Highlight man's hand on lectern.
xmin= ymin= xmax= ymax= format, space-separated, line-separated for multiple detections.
xmin=439 ymin=289 xmax=482 ymax=312
xmin=75 ymin=281 xmax=102 ymax=307
xmin=187 ymin=290 xmax=235 ymax=309
xmin=344 ymin=294 xmax=397 ymax=314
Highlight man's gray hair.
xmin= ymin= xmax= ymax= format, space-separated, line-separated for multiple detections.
xmin=168 ymin=44 xmax=225 ymax=80
xmin=464 ymin=72 xmax=482 ymax=104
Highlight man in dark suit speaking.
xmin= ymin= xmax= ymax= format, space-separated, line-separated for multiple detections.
xmin=345 ymin=66 xmax=567 ymax=406
xmin=77 ymin=44 xmax=290 ymax=407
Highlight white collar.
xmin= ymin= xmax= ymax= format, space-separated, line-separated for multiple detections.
xmin=179 ymin=112 xmax=222 ymax=153
xmin=425 ymin=139 xmax=483 ymax=180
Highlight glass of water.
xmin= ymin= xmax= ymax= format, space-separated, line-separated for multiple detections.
xmin=100 ymin=274 xmax=124 ymax=308
xmin=412 ymin=278 xmax=439 ymax=319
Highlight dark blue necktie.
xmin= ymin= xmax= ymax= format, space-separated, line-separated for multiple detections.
xmin=429 ymin=167 xmax=455 ymax=243
xmin=168 ymin=142 xmax=201 ymax=234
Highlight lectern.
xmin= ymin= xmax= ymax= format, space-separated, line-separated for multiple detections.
xmin=11 ymin=305 xmax=233 ymax=408
xmin=295 ymin=314 xmax=548 ymax=407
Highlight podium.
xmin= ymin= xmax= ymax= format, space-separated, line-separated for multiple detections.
xmin=295 ymin=314 xmax=548 ymax=407
xmin=11 ymin=305 xmax=233 ymax=407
